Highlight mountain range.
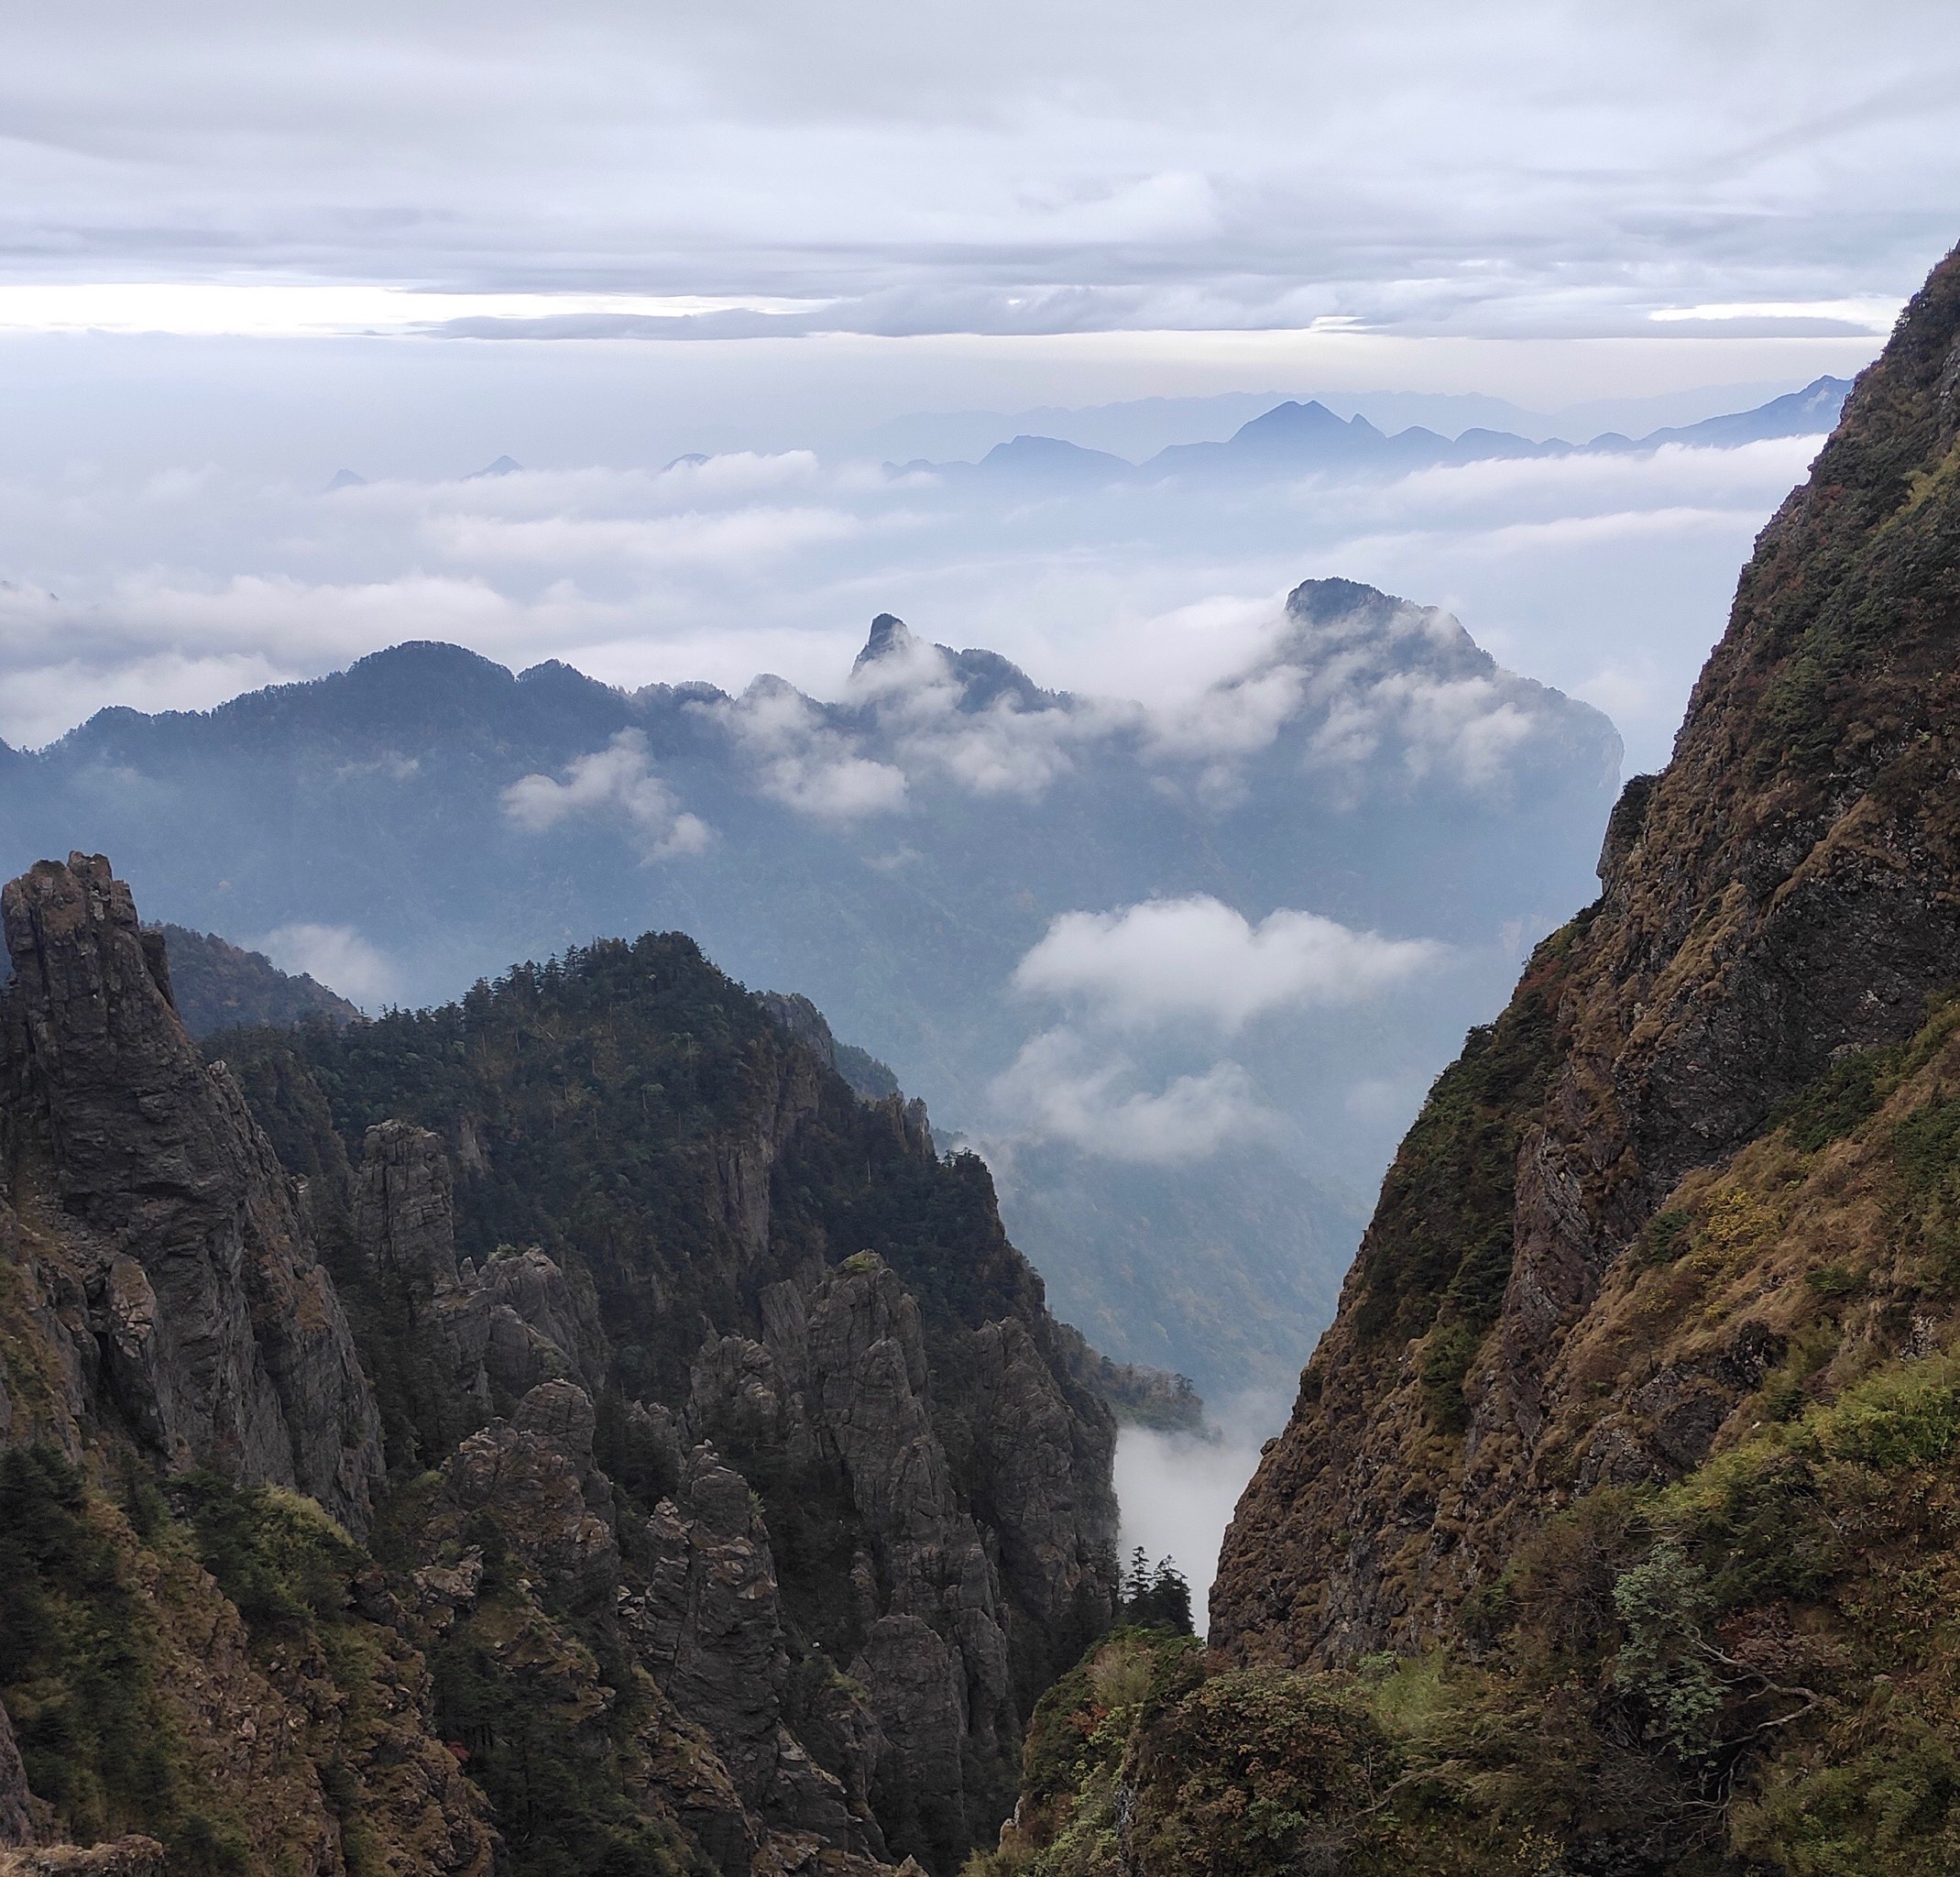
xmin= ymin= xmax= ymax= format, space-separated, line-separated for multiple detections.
xmin=908 ymin=375 xmax=1852 ymax=490
xmin=0 ymin=580 xmax=1620 ymax=1396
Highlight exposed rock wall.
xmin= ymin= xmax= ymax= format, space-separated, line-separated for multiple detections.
xmin=1212 ymin=241 xmax=1960 ymax=1666
xmin=0 ymin=854 xmax=383 ymax=1531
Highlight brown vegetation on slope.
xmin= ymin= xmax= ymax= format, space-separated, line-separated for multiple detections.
xmin=1212 ymin=236 xmax=1960 ymax=1672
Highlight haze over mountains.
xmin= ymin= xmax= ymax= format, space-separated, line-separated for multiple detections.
xmin=0 ymin=576 xmax=1618 ymax=1395
xmin=906 ymin=375 xmax=1851 ymax=486
xmin=0 ymin=377 xmax=1850 ymax=776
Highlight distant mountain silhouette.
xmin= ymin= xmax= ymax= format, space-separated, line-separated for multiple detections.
xmin=913 ymin=378 xmax=1853 ymax=488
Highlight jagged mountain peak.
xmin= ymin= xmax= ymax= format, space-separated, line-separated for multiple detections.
xmin=854 ymin=609 xmax=919 ymax=669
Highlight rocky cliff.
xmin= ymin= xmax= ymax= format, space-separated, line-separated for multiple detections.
xmin=1210 ymin=237 xmax=1960 ymax=1673
xmin=970 ymin=243 xmax=1960 ymax=1877
xmin=225 ymin=928 xmax=1120 ymax=1874
xmin=0 ymin=859 xmax=1118 ymax=1876
xmin=0 ymin=854 xmax=383 ymax=1530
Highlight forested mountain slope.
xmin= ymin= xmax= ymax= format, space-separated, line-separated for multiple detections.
xmin=0 ymin=854 xmax=1116 ymax=1877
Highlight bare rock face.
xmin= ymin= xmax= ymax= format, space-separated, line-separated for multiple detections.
xmin=349 ymin=1117 xmax=608 ymax=1430
xmin=632 ymin=1444 xmax=886 ymax=1862
xmin=0 ymin=854 xmax=383 ymax=1531
xmin=0 ymin=1704 xmax=32 ymax=1848
xmin=697 ymin=1255 xmax=1042 ymax=1867
xmin=1212 ymin=243 xmax=1960 ymax=1667
xmin=437 ymin=1382 xmax=619 ymax=1617
xmin=355 ymin=1119 xmax=460 ymax=1292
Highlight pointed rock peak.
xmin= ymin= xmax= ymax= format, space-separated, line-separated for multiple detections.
xmin=467 ymin=454 xmax=523 ymax=478
xmin=1237 ymin=399 xmax=1348 ymax=438
xmin=853 ymin=612 xmax=917 ymax=672
xmin=1285 ymin=576 xmax=1402 ymax=626
xmin=325 ymin=467 xmax=367 ymax=491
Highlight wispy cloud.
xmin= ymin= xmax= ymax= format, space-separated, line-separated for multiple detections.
xmin=707 ymin=680 xmax=910 ymax=821
xmin=990 ymin=1027 xmax=1276 ymax=1164
xmin=255 ymin=922 xmax=397 ymax=1009
xmin=502 ymin=730 xmax=711 ymax=859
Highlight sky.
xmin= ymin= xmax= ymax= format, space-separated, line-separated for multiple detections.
xmin=0 ymin=4 xmax=1955 ymax=746
xmin=5 ymin=1 xmax=1954 ymax=339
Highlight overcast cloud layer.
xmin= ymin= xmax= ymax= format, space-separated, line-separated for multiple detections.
xmin=4 ymin=1 xmax=1955 ymax=340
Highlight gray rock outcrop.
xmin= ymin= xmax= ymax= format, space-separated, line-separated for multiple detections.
xmin=0 ymin=853 xmax=383 ymax=1531
xmin=0 ymin=1703 xmax=32 ymax=1848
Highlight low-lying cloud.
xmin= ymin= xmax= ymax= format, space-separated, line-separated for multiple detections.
xmin=502 ymin=730 xmax=711 ymax=859
xmin=255 ymin=922 xmax=397 ymax=1010
xmin=0 ymin=413 xmax=1835 ymax=773
xmin=990 ymin=1027 xmax=1275 ymax=1164
xmin=1115 ymin=1388 xmax=1295 ymax=1632
xmin=709 ymin=681 xmax=911 ymax=822
xmin=1014 ymin=895 xmax=1444 ymax=1032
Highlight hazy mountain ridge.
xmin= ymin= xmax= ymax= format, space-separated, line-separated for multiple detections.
xmin=910 ymin=376 xmax=1853 ymax=488
xmin=149 ymin=922 xmax=362 ymax=1036
xmin=0 ymin=580 xmax=1618 ymax=1395
xmin=967 ymin=243 xmax=1960 ymax=1877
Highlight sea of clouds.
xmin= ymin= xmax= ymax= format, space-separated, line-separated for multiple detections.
xmin=0 ymin=421 xmax=1831 ymax=772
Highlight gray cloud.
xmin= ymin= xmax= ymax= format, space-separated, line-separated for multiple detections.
xmin=0 ymin=3 xmax=1953 ymax=337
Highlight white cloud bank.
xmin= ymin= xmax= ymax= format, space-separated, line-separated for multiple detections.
xmin=1116 ymin=1388 xmax=1294 ymax=1633
xmin=502 ymin=730 xmax=711 ymax=859
xmin=1013 ymin=895 xmax=1444 ymax=1032
xmin=707 ymin=680 xmax=910 ymax=822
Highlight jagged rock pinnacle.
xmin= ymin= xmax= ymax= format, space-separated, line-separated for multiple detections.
xmin=852 ymin=611 xmax=916 ymax=672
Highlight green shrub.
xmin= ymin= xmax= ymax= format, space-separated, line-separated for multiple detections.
xmin=1128 ymin=1670 xmax=1399 ymax=1877
xmin=1418 ymin=1321 xmax=1482 ymax=1430
xmin=1774 ymin=1046 xmax=1903 ymax=1151
xmin=0 ymin=1448 xmax=184 ymax=1846
xmin=1609 ymin=1543 xmax=1725 ymax=1757
xmin=1639 ymin=1208 xmax=1692 ymax=1266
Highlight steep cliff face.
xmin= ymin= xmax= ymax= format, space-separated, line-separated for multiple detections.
xmin=0 ymin=854 xmax=383 ymax=1531
xmin=1212 ymin=242 xmax=1960 ymax=1672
